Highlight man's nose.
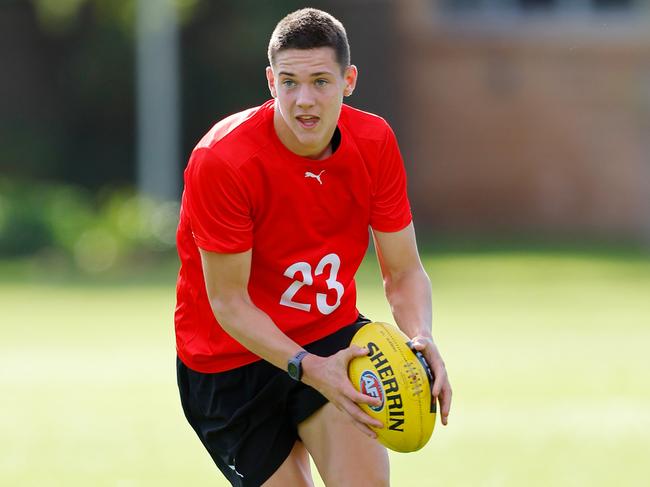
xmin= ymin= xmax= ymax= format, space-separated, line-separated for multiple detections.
xmin=296 ymin=84 xmax=315 ymax=108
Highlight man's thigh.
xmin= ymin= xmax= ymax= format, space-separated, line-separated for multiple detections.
xmin=298 ymin=402 xmax=390 ymax=487
xmin=261 ymin=441 xmax=313 ymax=487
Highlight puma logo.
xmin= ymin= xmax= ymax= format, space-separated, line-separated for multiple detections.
xmin=305 ymin=170 xmax=325 ymax=185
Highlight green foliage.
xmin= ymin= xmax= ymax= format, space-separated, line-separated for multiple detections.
xmin=0 ymin=179 xmax=178 ymax=272
xmin=29 ymin=0 xmax=201 ymax=35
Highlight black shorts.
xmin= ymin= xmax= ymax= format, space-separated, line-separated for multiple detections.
xmin=176 ymin=315 xmax=370 ymax=487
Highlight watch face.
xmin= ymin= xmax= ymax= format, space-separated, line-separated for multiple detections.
xmin=288 ymin=361 xmax=299 ymax=379
xmin=288 ymin=351 xmax=307 ymax=380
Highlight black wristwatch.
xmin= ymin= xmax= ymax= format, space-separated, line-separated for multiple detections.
xmin=287 ymin=350 xmax=309 ymax=381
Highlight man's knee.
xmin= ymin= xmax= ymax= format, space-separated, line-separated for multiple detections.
xmin=326 ymin=466 xmax=390 ymax=487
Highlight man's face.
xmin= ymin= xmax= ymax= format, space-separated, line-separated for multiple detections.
xmin=266 ymin=47 xmax=357 ymax=159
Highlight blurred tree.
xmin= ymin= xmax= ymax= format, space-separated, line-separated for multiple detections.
xmin=0 ymin=0 xmax=303 ymax=192
xmin=1 ymin=0 xmax=137 ymax=189
xmin=180 ymin=0 xmax=304 ymax=155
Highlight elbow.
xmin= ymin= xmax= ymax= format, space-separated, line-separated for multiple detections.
xmin=209 ymin=293 xmax=250 ymax=327
xmin=383 ymin=267 xmax=431 ymax=306
xmin=383 ymin=264 xmax=430 ymax=291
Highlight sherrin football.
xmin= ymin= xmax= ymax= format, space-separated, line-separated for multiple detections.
xmin=348 ymin=322 xmax=436 ymax=452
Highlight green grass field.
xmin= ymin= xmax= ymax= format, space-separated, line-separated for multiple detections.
xmin=2 ymin=249 xmax=649 ymax=486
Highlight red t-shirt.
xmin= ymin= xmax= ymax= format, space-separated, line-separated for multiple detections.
xmin=175 ymin=100 xmax=412 ymax=373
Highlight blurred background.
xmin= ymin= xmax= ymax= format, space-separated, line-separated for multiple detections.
xmin=1 ymin=0 xmax=649 ymax=486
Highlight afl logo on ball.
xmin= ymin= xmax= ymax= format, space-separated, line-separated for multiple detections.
xmin=360 ymin=370 xmax=385 ymax=412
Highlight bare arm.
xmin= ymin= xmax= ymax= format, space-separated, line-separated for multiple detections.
xmin=372 ymin=223 xmax=452 ymax=425
xmin=199 ymin=248 xmax=382 ymax=436
xmin=200 ymin=248 xmax=301 ymax=370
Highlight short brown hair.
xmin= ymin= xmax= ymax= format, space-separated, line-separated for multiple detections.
xmin=268 ymin=8 xmax=350 ymax=71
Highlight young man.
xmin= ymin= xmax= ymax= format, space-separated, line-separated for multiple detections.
xmin=175 ymin=8 xmax=451 ymax=487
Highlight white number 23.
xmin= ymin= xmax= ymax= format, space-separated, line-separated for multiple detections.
xmin=280 ymin=253 xmax=344 ymax=315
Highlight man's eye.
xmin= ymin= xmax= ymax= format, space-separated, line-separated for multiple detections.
xmin=282 ymin=79 xmax=296 ymax=88
xmin=315 ymin=79 xmax=328 ymax=87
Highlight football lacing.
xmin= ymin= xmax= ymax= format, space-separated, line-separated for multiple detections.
xmin=402 ymin=361 xmax=424 ymax=396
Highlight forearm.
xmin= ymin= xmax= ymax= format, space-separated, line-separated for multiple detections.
xmin=210 ymin=294 xmax=303 ymax=371
xmin=210 ymin=294 xmax=341 ymax=391
xmin=372 ymin=227 xmax=452 ymax=423
xmin=387 ymin=266 xmax=452 ymax=425
xmin=384 ymin=266 xmax=433 ymax=340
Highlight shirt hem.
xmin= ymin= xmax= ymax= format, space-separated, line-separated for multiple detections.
xmin=177 ymin=311 xmax=357 ymax=374
xmin=194 ymin=236 xmax=253 ymax=254
xmin=370 ymin=215 xmax=413 ymax=233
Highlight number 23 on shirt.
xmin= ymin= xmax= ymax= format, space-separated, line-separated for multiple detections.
xmin=280 ymin=253 xmax=344 ymax=315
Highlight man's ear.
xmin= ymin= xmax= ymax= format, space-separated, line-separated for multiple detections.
xmin=266 ymin=66 xmax=277 ymax=98
xmin=343 ymin=64 xmax=358 ymax=97
xmin=343 ymin=64 xmax=359 ymax=96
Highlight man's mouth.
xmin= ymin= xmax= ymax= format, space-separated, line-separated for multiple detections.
xmin=295 ymin=115 xmax=320 ymax=129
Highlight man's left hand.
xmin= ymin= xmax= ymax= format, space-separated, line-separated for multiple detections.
xmin=410 ymin=335 xmax=452 ymax=426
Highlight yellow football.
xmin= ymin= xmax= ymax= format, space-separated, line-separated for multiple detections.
xmin=348 ymin=322 xmax=436 ymax=452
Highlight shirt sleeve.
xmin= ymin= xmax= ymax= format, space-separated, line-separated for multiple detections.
xmin=369 ymin=125 xmax=413 ymax=232
xmin=184 ymin=147 xmax=253 ymax=253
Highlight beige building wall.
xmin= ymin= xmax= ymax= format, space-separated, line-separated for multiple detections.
xmin=395 ymin=0 xmax=650 ymax=241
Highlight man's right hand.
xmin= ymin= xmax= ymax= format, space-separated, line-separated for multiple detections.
xmin=301 ymin=346 xmax=384 ymax=438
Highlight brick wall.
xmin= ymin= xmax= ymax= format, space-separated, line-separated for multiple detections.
xmin=395 ymin=0 xmax=650 ymax=241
